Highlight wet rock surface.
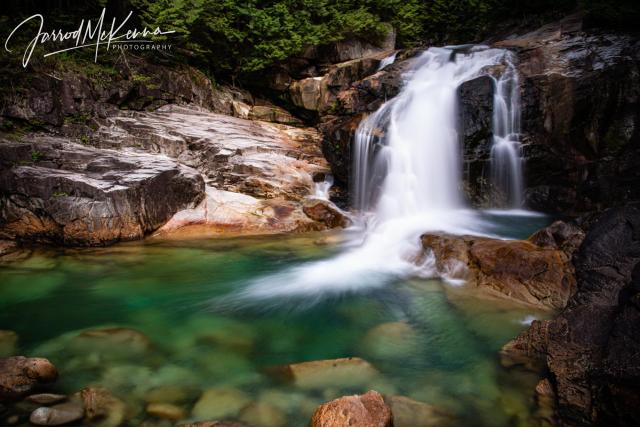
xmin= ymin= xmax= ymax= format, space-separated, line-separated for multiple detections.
xmin=501 ymin=204 xmax=640 ymax=425
xmin=421 ymin=226 xmax=578 ymax=309
xmin=310 ymin=390 xmax=392 ymax=427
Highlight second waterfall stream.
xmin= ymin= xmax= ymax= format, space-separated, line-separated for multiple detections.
xmin=232 ymin=46 xmax=526 ymax=302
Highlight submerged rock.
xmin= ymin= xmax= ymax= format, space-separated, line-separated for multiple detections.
xmin=191 ymin=388 xmax=251 ymax=421
xmin=80 ymin=387 xmax=127 ymax=427
xmin=500 ymin=204 xmax=640 ymax=425
xmin=385 ymin=395 xmax=455 ymax=427
xmin=311 ymin=390 xmax=392 ymax=427
xmin=146 ymin=402 xmax=187 ymax=420
xmin=0 ymin=331 xmax=18 ymax=358
xmin=421 ymin=232 xmax=576 ymax=309
xmin=238 ymin=402 xmax=287 ymax=427
xmin=71 ymin=327 xmax=152 ymax=359
xmin=0 ymin=357 xmax=58 ymax=401
xmin=178 ymin=422 xmax=249 ymax=427
xmin=29 ymin=402 xmax=84 ymax=426
xmin=268 ymin=357 xmax=380 ymax=390
xmin=360 ymin=322 xmax=418 ymax=360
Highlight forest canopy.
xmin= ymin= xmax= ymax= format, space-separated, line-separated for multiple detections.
xmin=2 ymin=0 xmax=638 ymax=82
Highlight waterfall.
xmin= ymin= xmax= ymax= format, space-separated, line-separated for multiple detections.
xmin=353 ymin=46 xmax=524 ymax=217
xmin=489 ymin=54 xmax=524 ymax=208
xmin=230 ymin=46 xmax=529 ymax=301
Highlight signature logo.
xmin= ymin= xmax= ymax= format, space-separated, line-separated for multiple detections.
xmin=4 ymin=8 xmax=175 ymax=67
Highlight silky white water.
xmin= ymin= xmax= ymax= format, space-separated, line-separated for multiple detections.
xmin=313 ymin=174 xmax=334 ymax=200
xmin=490 ymin=53 xmax=524 ymax=208
xmin=230 ymin=46 xmax=528 ymax=302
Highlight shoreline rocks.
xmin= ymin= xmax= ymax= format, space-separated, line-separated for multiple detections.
xmin=0 ymin=357 xmax=58 ymax=401
xmin=500 ymin=204 xmax=640 ymax=425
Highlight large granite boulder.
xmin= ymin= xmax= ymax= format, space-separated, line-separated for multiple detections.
xmin=500 ymin=204 xmax=640 ymax=425
xmin=0 ymin=136 xmax=204 ymax=245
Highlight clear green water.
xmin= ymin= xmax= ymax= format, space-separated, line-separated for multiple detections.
xmin=0 ymin=218 xmax=549 ymax=427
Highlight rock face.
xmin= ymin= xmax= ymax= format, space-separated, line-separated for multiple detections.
xmin=311 ymin=390 xmax=392 ymax=427
xmin=0 ymin=136 xmax=204 ymax=245
xmin=457 ymin=75 xmax=496 ymax=205
xmin=495 ymin=14 xmax=640 ymax=214
xmin=93 ymin=105 xmax=337 ymax=236
xmin=500 ymin=204 xmax=640 ymax=425
xmin=421 ymin=226 xmax=580 ymax=309
xmin=0 ymin=357 xmax=58 ymax=401
xmin=0 ymin=57 xmax=223 ymax=127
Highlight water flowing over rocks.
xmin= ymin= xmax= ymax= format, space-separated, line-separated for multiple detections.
xmin=420 ymin=225 xmax=579 ymax=310
xmin=310 ymin=390 xmax=392 ymax=427
xmin=0 ymin=357 xmax=58 ymax=401
xmin=500 ymin=204 xmax=640 ymax=425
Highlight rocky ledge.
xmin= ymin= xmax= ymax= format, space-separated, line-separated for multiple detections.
xmin=0 ymin=136 xmax=204 ymax=245
xmin=500 ymin=204 xmax=640 ymax=425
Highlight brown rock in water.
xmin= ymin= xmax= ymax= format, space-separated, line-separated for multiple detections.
xmin=421 ymin=232 xmax=576 ymax=309
xmin=0 ymin=356 xmax=57 ymax=401
xmin=29 ymin=401 xmax=84 ymax=426
xmin=311 ymin=390 xmax=392 ymax=427
xmin=303 ymin=199 xmax=351 ymax=228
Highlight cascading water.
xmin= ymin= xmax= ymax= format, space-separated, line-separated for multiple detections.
xmin=489 ymin=52 xmax=524 ymax=208
xmin=313 ymin=174 xmax=334 ymax=200
xmin=227 ymin=46 xmax=529 ymax=302
xmin=377 ymin=51 xmax=397 ymax=71
xmin=353 ymin=46 xmax=524 ymax=217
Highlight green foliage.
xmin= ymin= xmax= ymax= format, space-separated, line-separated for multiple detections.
xmin=131 ymin=0 xmax=421 ymax=77
xmin=31 ymin=151 xmax=43 ymax=162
